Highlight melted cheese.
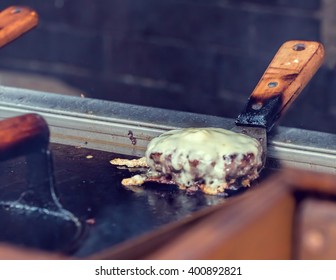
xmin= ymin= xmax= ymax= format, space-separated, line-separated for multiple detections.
xmin=145 ymin=127 xmax=262 ymax=189
xmin=110 ymin=157 xmax=148 ymax=168
xmin=121 ymin=174 xmax=146 ymax=186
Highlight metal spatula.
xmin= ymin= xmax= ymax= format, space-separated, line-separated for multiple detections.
xmin=233 ymin=40 xmax=325 ymax=169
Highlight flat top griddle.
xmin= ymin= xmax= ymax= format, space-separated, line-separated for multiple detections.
xmin=56 ymin=143 xmax=232 ymax=257
xmin=0 ymin=88 xmax=334 ymax=257
xmin=1 ymin=143 xmax=239 ymax=257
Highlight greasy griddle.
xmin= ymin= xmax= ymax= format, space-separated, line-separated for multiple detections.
xmin=0 ymin=142 xmax=272 ymax=257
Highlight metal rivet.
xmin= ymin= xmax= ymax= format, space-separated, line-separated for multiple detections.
xmin=268 ymin=81 xmax=278 ymax=88
xmin=252 ymin=102 xmax=263 ymax=110
xmin=11 ymin=8 xmax=22 ymax=14
xmin=293 ymin=43 xmax=306 ymax=51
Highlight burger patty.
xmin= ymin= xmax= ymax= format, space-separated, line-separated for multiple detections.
xmin=145 ymin=127 xmax=263 ymax=194
xmin=111 ymin=127 xmax=263 ymax=195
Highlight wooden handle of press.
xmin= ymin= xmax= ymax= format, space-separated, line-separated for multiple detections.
xmin=0 ymin=6 xmax=38 ymax=47
xmin=0 ymin=114 xmax=50 ymax=161
xmin=236 ymin=40 xmax=325 ymax=131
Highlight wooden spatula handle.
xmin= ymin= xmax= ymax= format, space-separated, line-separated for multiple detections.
xmin=0 ymin=6 xmax=38 ymax=47
xmin=236 ymin=40 xmax=325 ymax=131
xmin=0 ymin=114 xmax=50 ymax=161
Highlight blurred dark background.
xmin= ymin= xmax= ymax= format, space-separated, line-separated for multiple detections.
xmin=0 ymin=0 xmax=335 ymax=133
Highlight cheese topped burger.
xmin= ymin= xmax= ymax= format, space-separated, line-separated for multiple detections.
xmin=110 ymin=127 xmax=263 ymax=195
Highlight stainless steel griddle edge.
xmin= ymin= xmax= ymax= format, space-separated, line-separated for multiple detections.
xmin=0 ymin=85 xmax=335 ymax=174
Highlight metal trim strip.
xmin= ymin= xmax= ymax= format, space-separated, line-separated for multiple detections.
xmin=0 ymin=86 xmax=335 ymax=174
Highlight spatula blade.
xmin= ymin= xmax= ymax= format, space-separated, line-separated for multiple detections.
xmin=231 ymin=125 xmax=267 ymax=169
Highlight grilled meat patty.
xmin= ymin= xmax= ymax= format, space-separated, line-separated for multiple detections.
xmin=145 ymin=128 xmax=263 ymax=194
xmin=110 ymin=127 xmax=263 ymax=195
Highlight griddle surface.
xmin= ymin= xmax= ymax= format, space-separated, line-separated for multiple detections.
xmin=1 ymin=143 xmax=264 ymax=257
xmin=52 ymin=144 xmax=231 ymax=257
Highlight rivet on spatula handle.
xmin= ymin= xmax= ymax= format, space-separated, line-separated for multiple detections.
xmin=0 ymin=113 xmax=50 ymax=161
xmin=0 ymin=6 xmax=38 ymax=48
xmin=236 ymin=40 xmax=325 ymax=132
